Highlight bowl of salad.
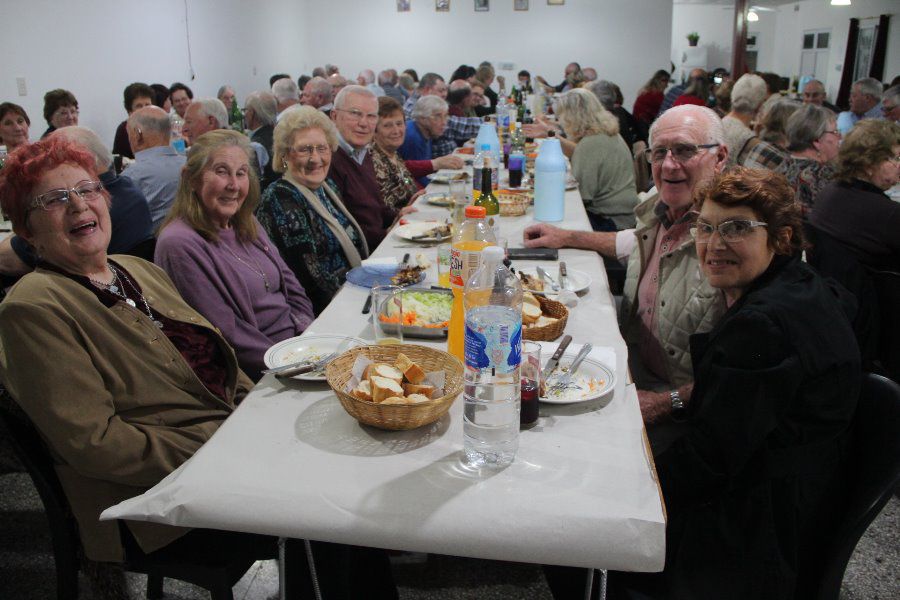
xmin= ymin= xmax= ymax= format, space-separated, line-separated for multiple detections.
xmin=377 ymin=289 xmax=452 ymax=339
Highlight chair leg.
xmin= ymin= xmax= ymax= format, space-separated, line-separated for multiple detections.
xmin=146 ymin=571 xmax=164 ymax=599
xmin=210 ymin=582 xmax=235 ymax=600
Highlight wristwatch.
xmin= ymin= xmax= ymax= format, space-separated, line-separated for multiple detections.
xmin=670 ymin=389 xmax=687 ymax=422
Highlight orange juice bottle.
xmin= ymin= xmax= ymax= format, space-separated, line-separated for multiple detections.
xmin=447 ymin=205 xmax=496 ymax=360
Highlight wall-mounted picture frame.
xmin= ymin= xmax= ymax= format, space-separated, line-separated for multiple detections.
xmin=548 ymin=0 xmax=564 ymax=5
xmin=514 ymin=0 xmax=529 ymax=10
xmin=436 ymin=0 xmax=450 ymax=12
xmin=397 ymin=0 xmax=411 ymax=12
xmin=475 ymin=0 xmax=489 ymax=11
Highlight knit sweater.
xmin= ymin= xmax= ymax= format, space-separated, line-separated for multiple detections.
xmin=327 ymin=147 xmax=396 ymax=249
xmin=570 ymin=133 xmax=639 ymax=230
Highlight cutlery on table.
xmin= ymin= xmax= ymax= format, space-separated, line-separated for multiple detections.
xmin=542 ymin=334 xmax=573 ymax=380
xmin=536 ymin=265 xmax=560 ymax=292
xmin=559 ymin=261 xmax=569 ymax=291
xmin=548 ymin=344 xmax=593 ymax=393
xmin=361 ymin=295 xmax=373 ymax=314
xmin=263 ymin=352 xmax=337 ymax=378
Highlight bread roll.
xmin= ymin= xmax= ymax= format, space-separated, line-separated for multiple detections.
xmin=371 ymin=376 xmax=405 ymax=403
xmin=395 ymin=353 xmax=426 ymax=384
xmin=365 ymin=363 xmax=404 ymax=385
xmin=402 ymin=383 xmax=436 ymax=398
xmin=523 ymin=291 xmax=540 ymax=308
xmin=522 ymin=302 xmax=542 ymax=325
xmin=406 ymin=393 xmax=431 ymax=404
xmin=380 ymin=396 xmax=410 ymax=405
xmin=351 ymin=380 xmax=372 ymax=402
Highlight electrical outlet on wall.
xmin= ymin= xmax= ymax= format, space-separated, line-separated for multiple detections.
xmin=16 ymin=77 xmax=26 ymax=96
xmin=497 ymin=62 xmax=515 ymax=71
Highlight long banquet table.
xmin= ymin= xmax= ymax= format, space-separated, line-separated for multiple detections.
xmin=102 ymin=173 xmax=666 ymax=573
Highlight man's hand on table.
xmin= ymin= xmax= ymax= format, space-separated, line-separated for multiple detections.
xmin=523 ymin=223 xmax=570 ymax=249
xmin=432 ymin=154 xmax=465 ymax=171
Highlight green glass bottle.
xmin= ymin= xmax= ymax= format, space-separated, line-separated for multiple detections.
xmin=474 ymin=166 xmax=499 ymax=216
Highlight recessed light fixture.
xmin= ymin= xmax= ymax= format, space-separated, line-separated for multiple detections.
xmin=747 ymin=10 xmax=759 ymax=21
xmin=831 ymin=0 xmax=851 ymax=6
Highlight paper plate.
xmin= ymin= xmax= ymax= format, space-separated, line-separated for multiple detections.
xmin=264 ymin=334 xmax=366 ymax=381
xmin=541 ymin=356 xmax=615 ymax=404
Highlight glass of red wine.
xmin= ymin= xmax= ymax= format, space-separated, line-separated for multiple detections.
xmin=521 ymin=342 xmax=541 ymax=428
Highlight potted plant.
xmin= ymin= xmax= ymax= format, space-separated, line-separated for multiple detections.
xmin=687 ymin=32 xmax=700 ymax=47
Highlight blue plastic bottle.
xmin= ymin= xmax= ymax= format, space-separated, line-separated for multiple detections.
xmin=533 ymin=132 xmax=566 ymax=222
xmin=474 ymin=119 xmax=501 ymax=181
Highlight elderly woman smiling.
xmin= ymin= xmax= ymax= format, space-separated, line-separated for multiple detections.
xmin=41 ymin=88 xmax=79 ymax=139
xmin=776 ymin=103 xmax=840 ymax=213
xmin=612 ymin=168 xmax=859 ymax=599
xmin=0 ymin=102 xmax=31 ymax=153
xmin=0 ymin=136 xmax=256 ymax=562
xmin=155 ymin=130 xmax=313 ymax=381
xmin=256 ymin=106 xmax=369 ymax=314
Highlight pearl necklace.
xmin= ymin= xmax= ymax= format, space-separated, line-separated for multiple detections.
xmin=90 ymin=264 xmax=164 ymax=328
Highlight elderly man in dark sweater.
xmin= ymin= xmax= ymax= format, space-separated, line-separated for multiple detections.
xmin=328 ymin=85 xmax=398 ymax=249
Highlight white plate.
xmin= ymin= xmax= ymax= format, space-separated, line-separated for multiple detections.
xmin=516 ymin=266 xmax=591 ymax=294
xmin=423 ymin=192 xmax=454 ymax=207
xmin=393 ymin=222 xmax=452 ymax=243
xmin=264 ymin=334 xmax=365 ymax=381
xmin=541 ymin=356 xmax=615 ymax=404
xmin=429 ymin=170 xmax=470 ymax=183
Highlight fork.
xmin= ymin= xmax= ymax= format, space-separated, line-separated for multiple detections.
xmin=548 ymin=344 xmax=593 ymax=393
xmin=263 ymin=352 xmax=337 ymax=378
xmin=536 ymin=266 xmax=560 ymax=292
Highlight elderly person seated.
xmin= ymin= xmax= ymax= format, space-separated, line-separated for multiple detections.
xmin=881 ymin=85 xmax=899 ymax=123
xmin=721 ymin=73 xmax=767 ymax=165
xmin=0 ymin=136 xmax=397 ymax=598
xmin=775 ymin=103 xmax=839 ymax=214
xmin=586 ymin=80 xmax=645 ymax=150
xmin=598 ymin=168 xmax=860 ymax=599
xmin=556 ymin=88 xmax=639 ymax=231
xmin=41 ymin=88 xmax=79 ymax=139
xmin=447 ymin=80 xmax=475 ymax=118
xmin=372 ymin=97 xmax=463 ymax=210
xmin=0 ymin=102 xmax=31 ymax=154
xmin=810 ymin=119 xmax=900 ymax=270
xmin=244 ymin=91 xmax=279 ymax=189
xmin=633 ymin=69 xmax=670 ymax=127
xmin=257 ymin=106 xmax=369 ymax=314
xmin=379 ymin=69 xmax=405 ymax=103
xmin=837 ymin=77 xmax=884 ymax=135
xmin=272 ymin=77 xmax=301 ymax=115
xmin=154 ymin=130 xmax=313 ymax=381
xmin=182 ymin=98 xmax=268 ymax=174
xmin=398 ymin=96 xmax=452 ymax=185
xmin=150 ymin=83 xmax=171 ymax=112
xmin=742 ymin=99 xmax=800 ymax=171
xmin=301 ymin=76 xmax=334 ymax=115
xmin=168 ymin=82 xmax=193 ymax=119
xmin=673 ymin=74 xmax=709 ymax=108
xmin=112 ymin=83 xmax=155 ymax=160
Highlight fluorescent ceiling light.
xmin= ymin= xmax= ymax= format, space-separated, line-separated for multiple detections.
xmin=831 ymin=0 xmax=851 ymax=6
xmin=747 ymin=10 xmax=759 ymax=21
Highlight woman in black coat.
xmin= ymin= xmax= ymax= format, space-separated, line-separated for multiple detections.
xmin=613 ymin=168 xmax=860 ymax=599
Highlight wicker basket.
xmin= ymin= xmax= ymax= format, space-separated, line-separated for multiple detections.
xmin=325 ymin=344 xmax=464 ymax=430
xmin=523 ymin=295 xmax=569 ymax=341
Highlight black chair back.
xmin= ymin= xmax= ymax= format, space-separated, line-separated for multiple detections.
xmin=816 ymin=373 xmax=900 ymax=600
xmin=868 ymin=269 xmax=900 ymax=382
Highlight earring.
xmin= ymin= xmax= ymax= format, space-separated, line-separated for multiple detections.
xmin=282 ymin=160 xmax=288 ymax=170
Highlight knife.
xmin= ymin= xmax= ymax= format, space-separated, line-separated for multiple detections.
xmin=399 ymin=252 xmax=411 ymax=269
xmin=262 ymin=352 xmax=337 ymax=377
xmin=541 ymin=334 xmax=572 ymax=380
xmin=559 ymin=261 xmax=569 ymax=291
xmin=361 ymin=295 xmax=373 ymax=314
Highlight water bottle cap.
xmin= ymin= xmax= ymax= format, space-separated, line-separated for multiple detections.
xmin=482 ymin=245 xmax=505 ymax=262
xmin=465 ymin=205 xmax=486 ymax=218
xmin=480 ymin=144 xmax=490 ymax=151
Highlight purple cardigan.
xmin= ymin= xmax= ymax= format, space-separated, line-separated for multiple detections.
xmin=155 ymin=217 xmax=314 ymax=380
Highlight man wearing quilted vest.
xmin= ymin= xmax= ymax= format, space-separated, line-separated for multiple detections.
xmin=523 ymin=105 xmax=728 ymax=427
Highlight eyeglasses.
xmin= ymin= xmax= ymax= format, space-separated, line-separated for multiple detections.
xmin=334 ymin=108 xmax=378 ymax=124
xmin=53 ymin=107 xmax=79 ymax=119
xmin=644 ymin=143 xmax=719 ymax=164
xmin=290 ymin=144 xmax=331 ymax=158
xmin=691 ymin=219 xmax=768 ymax=243
xmin=27 ymin=180 xmax=104 ymax=212
xmin=822 ymin=129 xmax=841 ymax=137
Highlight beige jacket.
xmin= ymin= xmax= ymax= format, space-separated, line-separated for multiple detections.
xmin=620 ymin=194 xmax=726 ymax=388
xmin=0 ymin=256 xmax=253 ymax=561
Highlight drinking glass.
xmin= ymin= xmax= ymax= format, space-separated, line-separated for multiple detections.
xmin=449 ymin=179 xmax=468 ymax=234
xmin=521 ymin=342 xmax=541 ymax=428
xmin=371 ymin=285 xmax=404 ymax=345
xmin=436 ymin=245 xmax=451 ymax=289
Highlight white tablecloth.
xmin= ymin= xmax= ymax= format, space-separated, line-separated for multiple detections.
xmin=102 ymin=176 xmax=666 ymax=572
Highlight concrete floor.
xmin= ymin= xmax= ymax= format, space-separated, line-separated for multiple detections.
xmin=1 ymin=447 xmax=897 ymax=599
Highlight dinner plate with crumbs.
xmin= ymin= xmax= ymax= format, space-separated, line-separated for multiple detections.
xmin=264 ymin=334 xmax=366 ymax=381
xmin=541 ymin=356 xmax=615 ymax=404
xmin=515 ymin=267 xmax=591 ymax=294
xmin=429 ymin=170 xmax=470 ymax=183
xmin=423 ymin=192 xmax=454 ymax=207
xmin=393 ymin=222 xmax=452 ymax=243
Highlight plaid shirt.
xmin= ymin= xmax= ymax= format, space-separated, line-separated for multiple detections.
xmin=404 ymin=90 xmax=481 ymax=158
xmin=741 ymin=141 xmax=789 ymax=171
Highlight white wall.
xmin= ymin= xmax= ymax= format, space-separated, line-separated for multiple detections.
xmin=0 ymin=0 xmax=308 ymax=149
xmin=770 ymin=0 xmax=900 ymax=105
xmin=671 ymin=3 xmax=735 ymax=77
xmin=300 ymin=0 xmax=672 ymax=110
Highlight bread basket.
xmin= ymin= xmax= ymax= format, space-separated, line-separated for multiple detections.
xmin=325 ymin=344 xmax=464 ymax=430
xmin=497 ymin=190 xmax=529 ymax=216
xmin=523 ymin=295 xmax=569 ymax=341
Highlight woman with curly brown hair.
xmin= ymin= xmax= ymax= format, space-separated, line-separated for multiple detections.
xmin=809 ymin=119 xmax=900 ymax=270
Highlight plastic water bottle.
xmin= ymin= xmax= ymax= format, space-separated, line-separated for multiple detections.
xmin=463 ymin=245 xmax=524 ymax=468
xmin=448 ymin=206 xmax=496 ymax=361
xmin=474 ymin=119 xmax=501 ymax=185
xmin=170 ymin=114 xmax=187 ymax=154
xmin=533 ymin=131 xmax=566 ymax=222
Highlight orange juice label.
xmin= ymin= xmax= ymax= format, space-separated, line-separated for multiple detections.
xmin=450 ymin=248 xmax=482 ymax=288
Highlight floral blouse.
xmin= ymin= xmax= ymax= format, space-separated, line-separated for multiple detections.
xmin=775 ymin=156 xmax=835 ymax=215
xmin=371 ymin=144 xmax=419 ymax=211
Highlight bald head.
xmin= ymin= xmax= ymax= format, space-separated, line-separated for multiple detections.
xmin=127 ymin=105 xmax=172 ymax=152
xmin=328 ymin=74 xmax=349 ymax=98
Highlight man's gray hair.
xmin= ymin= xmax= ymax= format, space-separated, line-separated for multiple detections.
xmin=217 ymin=85 xmax=234 ymax=100
xmin=418 ymin=72 xmax=444 ymax=91
xmin=884 ymin=84 xmax=900 ymax=106
xmin=244 ymin=91 xmax=277 ymax=126
xmin=585 ymin=80 xmax=617 ymax=111
xmin=306 ymin=77 xmax=332 ymax=99
xmin=358 ymin=69 xmax=376 ymax=85
xmin=378 ymin=69 xmax=397 ymax=87
xmin=412 ymin=95 xmax=448 ymax=120
xmin=334 ymin=84 xmax=376 ymax=110
xmin=731 ymin=74 xmax=768 ymax=114
xmin=52 ymin=126 xmax=113 ymax=172
xmin=272 ymin=78 xmax=300 ymax=103
xmin=325 ymin=64 xmax=340 ymax=76
xmin=854 ymin=77 xmax=884 ymax=100
xmin=128 ymin=106 xmax=171 ymax=138
xmin=649 ymin=104 xmax=726 ymax=146
xmin=194 ymin=98 xmax=228 ymax=128
xmin=785 ymin=103 xmax=833 ymax=152
xmin=803 ymin=78 xmax=825 ymax=91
